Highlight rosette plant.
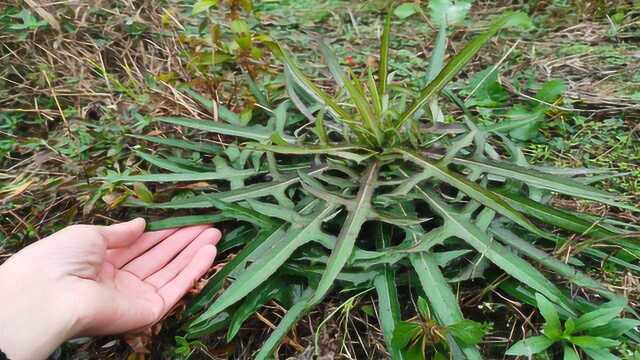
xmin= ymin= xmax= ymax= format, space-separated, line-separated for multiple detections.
xmin=102 ymin=10 xmax=640 ymax=359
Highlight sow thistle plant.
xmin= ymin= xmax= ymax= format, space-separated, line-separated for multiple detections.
xmin=101 ymin=10 xmax=640 ymax=359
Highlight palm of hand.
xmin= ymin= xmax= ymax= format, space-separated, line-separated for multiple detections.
xmin=47 ymin=221 xmax=220 ymax=336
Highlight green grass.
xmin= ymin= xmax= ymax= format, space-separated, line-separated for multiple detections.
xmin=1 ymin=0 xmax=640 ymax=359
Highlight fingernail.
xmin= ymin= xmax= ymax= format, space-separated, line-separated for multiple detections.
xmin=130 ymin=217 xmax=146 ymax=227
xmin=210 ymin=228 xmax=222 ymax=245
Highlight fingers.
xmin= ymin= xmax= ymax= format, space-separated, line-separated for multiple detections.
xmin=106 ymin=228 xmax=179 ymax=268
xmin=99 ymin=218 xmax=146 ymax=248
xmin=158 ymin=244 xmax=216 ymax=316
xmin=122 ymin=225 xmax=211 ymax=279
xmin=145 ymin=228 xmax=221 ymax=288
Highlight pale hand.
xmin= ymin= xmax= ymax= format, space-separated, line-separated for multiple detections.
xmin=0 ymin=219 xmax=220 ymax=360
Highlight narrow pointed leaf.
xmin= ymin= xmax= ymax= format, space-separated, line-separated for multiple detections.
xmin=378 ymin=10 xmax=392 ymax=97
xmin=374 ymin=269 xmax=404 ymax=360
xmin=374 ymin=224 xmax=404 ymax=360
xmin=129 ymin=134 xmax=221 ymax=154
xmin=395 ymin=12 xmax=518 ymax=128
xmin=495 ymin=190 xmax=640 ymax=252
xmin=186 ymin=224 xmax=286 ymax=319
xmin=571 ymin=336 xmax=620 ymax=348
xmin=506 ymin=336 xmax=555 ymax=355
xmin=226 ymin=277 xmax=285 ymax=341
xmin=247 ymin=200 xmax=304 ymax=223
xmin=418 ymin=188 xmax=577 ymax=315
xmin=135 ymin=151 xmax=198 ymax=173
xmin=581 ymin=348 xmax=621 ymax=360
xmin=191 ymin=204 xmax=336 ymax=326
xmin=98 ymin=169 xmax=260 ymax=183
xmin=427 ymin=21 xmax=447 ymax=82
xmin=494 ymin=189 xmax=616 ymax=237
xmin=319 ymin=40 xmax=346 ymax=87
xmin=243 ymin=73 xmax=270 ymax=108
xmin=455 ymin=158 xmax=618 ymax=201
xmin=367 ymin=66 xmax=382 ymax=116
xmin=182 ymin=88 xmax=243 ymax=125
xmin=400 ymin=149 xmax=542 ymax=236
xmin=535 ymin=293 xmax=562 ymax=340
xmin=410 ymin=251 xmax=483 ymax=359
xmin=563 ymin=345 xmax=580 ymax=360
xmin=254 ymin=290 xmax=314 ymax=360
xmin=574 ymin=302 xmax=625 ymax=333
xmin=314 ymin=108 xmax=329 ymax=145
xmin=309 ymin=162 xmax=380 ymax=305
xmin=128 ymin=167 xmax=326 ymax=208
xmin=588 ymin=318 xmax=640 ymax=338
xmin=343 ymin=72 xmax=382 ymax=142
xmin=285 ymin=68 xmax=317 ymax=122
xmin=246 ymin=143 xmax=375 ymax=163
xmin=158 ymin=116 xmax=274 ymax=141
xmin=266 ymin=41 xmax=351 ymax=121
xmin=491 ymin=224 xmax=617 ymax=299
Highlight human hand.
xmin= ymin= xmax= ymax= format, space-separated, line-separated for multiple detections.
xmin=0 ymin=219 xmax=220 ymax=360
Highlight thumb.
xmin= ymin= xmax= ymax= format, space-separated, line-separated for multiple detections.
xmin=99 ymin=218 xmax=146 ymax=248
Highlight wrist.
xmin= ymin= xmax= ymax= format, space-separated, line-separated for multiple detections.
xmin=0 ymin=263 xmax=79 ymax=360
